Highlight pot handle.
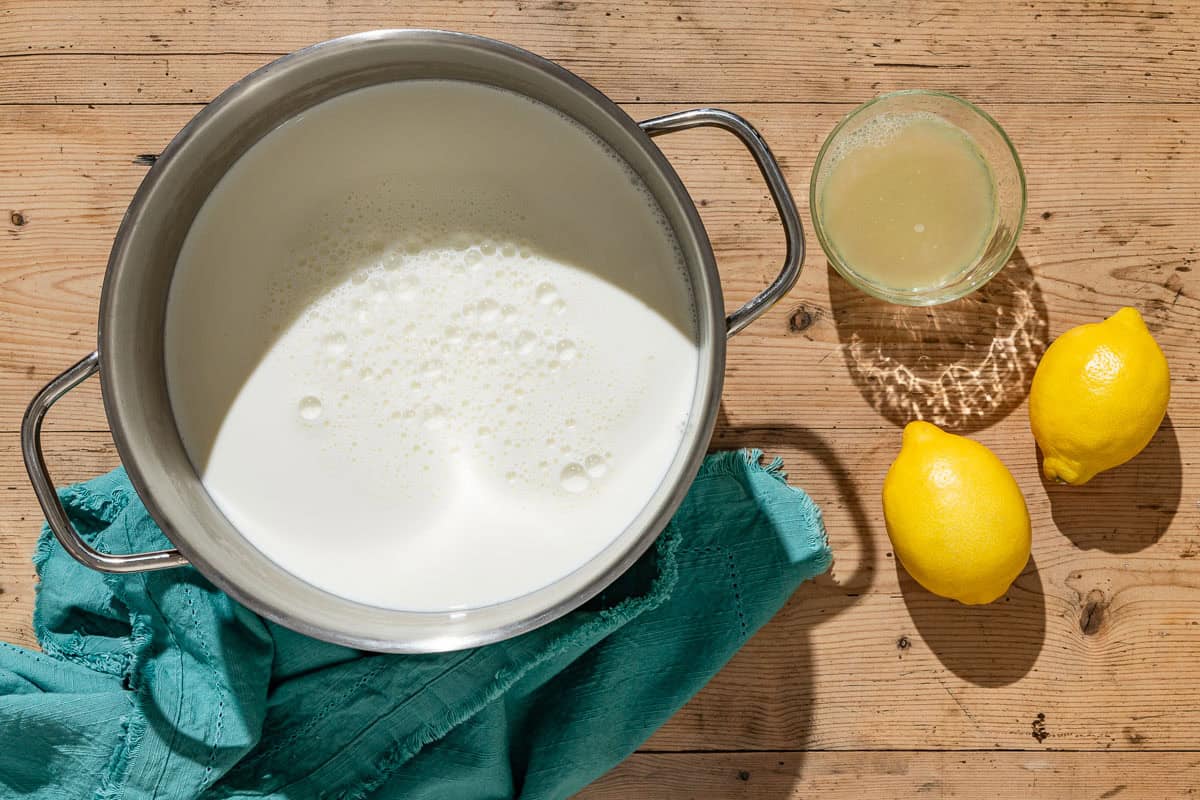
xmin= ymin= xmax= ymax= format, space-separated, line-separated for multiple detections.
xmin=21 ymin=351 xmax=189 ymax=573
xmin=639 ymin=108 xmax=804 ymax=337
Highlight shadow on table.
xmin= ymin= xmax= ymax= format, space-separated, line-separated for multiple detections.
xmin=828 ymin=248 xmax=1048 ymax=434
xmin=1040 ymin=414 xmax=1182 ymax=554
xmin=898 ymin=554 xmax=1046 ymax=688
xmin=701 ymin=412 xmax=876 ymax=795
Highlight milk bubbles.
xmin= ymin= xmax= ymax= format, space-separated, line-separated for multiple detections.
xmin=560 ymin=463 xmax=590 ymax=493
xmin=270 ymin=205 xmax=620 ymax=496
xmin=323 ymin=332 xmax=347 ymax=356
xmin=584 ymin=454 xmax=608 ymax=478
xmin=298 ymin=395 xmax=323 ymax=421
xmin=555 ymin=340 xmax=577 ymax=363
xmin=515 ymin=331 xmax=537 ymax=356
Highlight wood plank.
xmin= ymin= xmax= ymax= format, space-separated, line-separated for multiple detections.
xmin=5 ymin=0 xmax=1200 ymax=795
xmin=0 ymin=430 xmax=119 ymax=650
xmin=576 ymin=751 xmax=1200 ymax=799
xmin=2 ymin=418 xmax=1196 ymax=750
xmin=2 ymin=103 xmax=1198 ymax=432
xmin=2 ymin=2 xmax=1199 ymax=104
xmin=648 ymin=420 xmax=1200 ymax=752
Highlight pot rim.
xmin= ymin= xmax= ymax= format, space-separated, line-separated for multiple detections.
xmin=96 ymin=29 xmax=727 ymax=651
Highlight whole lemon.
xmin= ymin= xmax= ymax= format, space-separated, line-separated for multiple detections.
xmin=883 ymin=421 xmax=1031 ymax=605
xmin=1029 ymin=307 xmax=1169 ymax=485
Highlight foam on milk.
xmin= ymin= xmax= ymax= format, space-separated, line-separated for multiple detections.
xmin=165 ymin=80 xmax=699 ymax=611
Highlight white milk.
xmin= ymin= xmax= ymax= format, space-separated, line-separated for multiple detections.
xmin=165 ymin=80 xmax=699 ymax=611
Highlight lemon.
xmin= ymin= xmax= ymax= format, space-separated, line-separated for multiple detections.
xmin=1029 ymin=307 xmax=1169 ymax=485
xmin=883 ymin=421 xmax=1031 ymax=605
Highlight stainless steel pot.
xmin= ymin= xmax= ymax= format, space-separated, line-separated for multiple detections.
xmin=21 ymin=30 xmax=803 ymax=652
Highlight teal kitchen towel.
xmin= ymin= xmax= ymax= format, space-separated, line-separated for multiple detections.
xmin=0 ymin=449 xmax=831 ymax=799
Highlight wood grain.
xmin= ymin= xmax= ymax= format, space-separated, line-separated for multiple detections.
xmin=3 ymin=1 xmax=1200 ymax=796
xmin=2 ymin=104 xmax=1197 ymax=432
xmin=1 ymin=2 xmax=1198 ymax=105
xmin=2 ymin=419 xmax=1195 ymax=751
xmin=578 ymin=751 xmax=1200 ymax=799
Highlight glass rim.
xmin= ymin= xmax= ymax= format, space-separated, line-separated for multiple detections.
xmin=809 ymin=89 xmax=1027 ymax=306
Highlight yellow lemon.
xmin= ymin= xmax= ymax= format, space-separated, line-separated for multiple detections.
xmin=883 ymin=421 xmax=1031 ymax=605
xmin=1029 ymin=307 xmax=1169 ymax=485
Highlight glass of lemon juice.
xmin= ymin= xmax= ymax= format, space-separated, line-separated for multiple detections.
xmin=811 ymin=90 xmax=1026 ymax=305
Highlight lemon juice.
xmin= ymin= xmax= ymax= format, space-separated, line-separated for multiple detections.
xmin=818 ymin=112 xmax=997 ymax=290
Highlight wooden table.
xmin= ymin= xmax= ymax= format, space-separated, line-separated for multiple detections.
xmin=2 ymin=2 xmax=1197 ymax=797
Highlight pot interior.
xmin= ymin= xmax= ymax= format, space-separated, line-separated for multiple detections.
xmin=99 ymin=30 xmax=724 ymax=651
